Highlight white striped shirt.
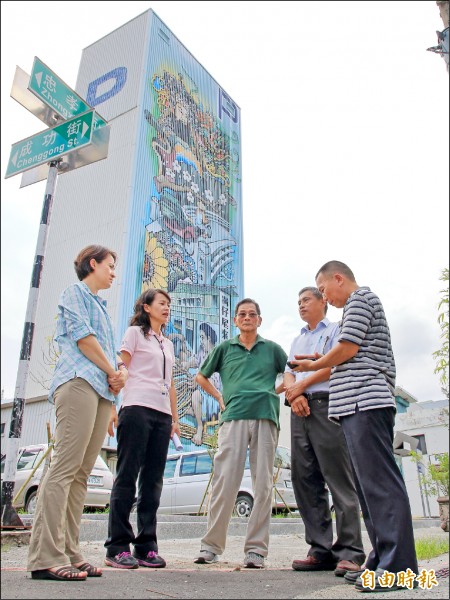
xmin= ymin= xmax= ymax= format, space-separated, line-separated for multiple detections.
xmin=329 ymin=287 xmax=396 ymax=421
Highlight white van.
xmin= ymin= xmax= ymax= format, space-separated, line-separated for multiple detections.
xmin=152 ymin=445 xmax=296 ymax=518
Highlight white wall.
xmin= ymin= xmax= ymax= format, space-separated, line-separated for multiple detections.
xmin=395 ymin=401 xmax=449 ymax=517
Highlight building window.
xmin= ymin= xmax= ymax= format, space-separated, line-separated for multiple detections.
xmin=0 ymin=423 xmax=5 ymax=436
xmin=412 ymin=434 xmax=428 ymax=455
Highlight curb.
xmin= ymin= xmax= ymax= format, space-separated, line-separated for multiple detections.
xmin=1 ymin=516 xmax=442 ymax=547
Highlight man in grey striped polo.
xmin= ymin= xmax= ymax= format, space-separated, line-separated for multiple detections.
xmin=292 ymin=261 xmax=418 ymax=592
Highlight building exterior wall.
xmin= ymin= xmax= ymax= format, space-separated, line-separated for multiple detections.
xmin=22 ymin=9 xmax=243 ymax=453
xmin=395 ymin=400 xmax=449 ymax=517
xmin=1 ymin=397 xmax=55 ymax=448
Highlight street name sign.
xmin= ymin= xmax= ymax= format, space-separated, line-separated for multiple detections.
xmin=28 ymin=57 xmax=107 ymax=130
xmin=8 ymin=59 xmax=110 ymax=186
xmin=5 ymin=109 xmax=94 ymax=179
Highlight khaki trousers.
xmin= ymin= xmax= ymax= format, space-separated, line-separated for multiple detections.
xmin=27 ymin=378 xmax=112 ymax=571
xmin=201 ymin=419 xmax=278 ymax=558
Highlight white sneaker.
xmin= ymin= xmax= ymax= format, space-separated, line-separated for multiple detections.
xmin=244 ymin=552 xmax=265 ymax=568
xmin=194 ymin=549 xmax=219 ymax=564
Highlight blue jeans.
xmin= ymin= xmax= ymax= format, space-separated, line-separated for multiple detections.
xmin=104 ymin=405 xmax=172 ymax=557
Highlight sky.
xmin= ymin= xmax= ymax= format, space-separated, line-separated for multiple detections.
xmin=1 ymin=1 xmax=449 ymax=403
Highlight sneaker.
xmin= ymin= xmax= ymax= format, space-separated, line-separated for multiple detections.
xmin=133 ymin=551 xmax=166 ymax=568
xmin=194 ymin=550 xmax=219 ymax=564
xmin=244 ymin=552 xmax=265 ymax=569
xmin=105 ymin=552 xmax=139 ymax=569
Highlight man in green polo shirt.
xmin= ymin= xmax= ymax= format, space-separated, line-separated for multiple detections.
xmin=193 ymin=298 xmax=288 ymax=569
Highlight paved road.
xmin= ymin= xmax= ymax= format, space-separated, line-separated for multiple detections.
xmin=1 ymin=517 xmax=448 ymax=599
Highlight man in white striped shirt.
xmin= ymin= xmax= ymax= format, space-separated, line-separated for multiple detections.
xmin=291 ymin=261 xmax=418 ymax=592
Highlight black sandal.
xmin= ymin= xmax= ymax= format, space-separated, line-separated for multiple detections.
xmin=73 ymin=562 xmax=103 ymax=577
xmin=31 ymin=566 xmax=87 ymax=581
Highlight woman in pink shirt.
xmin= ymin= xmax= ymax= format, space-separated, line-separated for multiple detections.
xmin=104 ymin=289 xmax=180 ymax=569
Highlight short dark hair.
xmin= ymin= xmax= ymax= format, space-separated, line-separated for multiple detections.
xmin=74 ymin=245 xmax=117 ymax=281
xmin=315 ymin=260 xmax=356 ymax=282
xmin=298 ymin=286 xmax=328 ymax=314
xmin=199 ymin=322 xmax=217 ymax=345
xmin=130 ymin=288 xmax=171 ymax=337
xmin=234 ymin=298 xmax=261 ymax=316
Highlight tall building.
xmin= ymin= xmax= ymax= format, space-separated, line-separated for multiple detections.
xmin=24 ymin=9 xmax=243 ymax=451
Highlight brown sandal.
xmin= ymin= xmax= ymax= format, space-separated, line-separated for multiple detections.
xmin=31 ymin=566 xmax=87 ymax=581
xmin=73 ymin=562 xmax=103 ymax=577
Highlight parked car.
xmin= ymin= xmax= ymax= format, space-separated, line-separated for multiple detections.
xmin=132 ymin=445 xmax=297 ymax=518
xmin=0 ymin=443 xmax=114 ymax=514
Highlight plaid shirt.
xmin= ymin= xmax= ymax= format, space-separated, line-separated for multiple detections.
xmin=48 ymin=281 xmax=118 ymax=404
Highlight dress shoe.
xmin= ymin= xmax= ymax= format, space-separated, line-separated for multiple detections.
xmin=335 ymin=559 xmax=362 ymax=577
xmin=292 ymin=555 xmax=337 ymax=571
xmin=344 ymin=569 xmax=366 ymax=584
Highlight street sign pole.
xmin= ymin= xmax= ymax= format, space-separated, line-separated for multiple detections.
xmin=2 ymin=57 xmax=109 ymax=528
xmin=1 ymin=161 xmax=60 ymax=527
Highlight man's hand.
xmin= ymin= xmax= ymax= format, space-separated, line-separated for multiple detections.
xmin=108 ymin=404 xmax=118 ymax=436
xmin=291 ymin=395 xmax=310 ymax=417
xmin=292 ymin=356 xmax=320 ymax=372
xmin=285 ymin=381 xmax=306 ymax=403
xmin=217 ymin=394 xmax=225 ymax=412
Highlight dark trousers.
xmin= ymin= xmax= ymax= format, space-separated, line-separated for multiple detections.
xmin=105 ymin=405 xmax=172 ymax=557
xmin=290 ymin=398 xmax=365 ymax=564
xmin=341 ymin=406 xmax=419 ymax=574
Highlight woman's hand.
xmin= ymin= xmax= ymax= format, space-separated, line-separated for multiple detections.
xmin=108 ymin=404 xmax=118 ymax=436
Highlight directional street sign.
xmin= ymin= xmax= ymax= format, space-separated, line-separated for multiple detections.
xmin=5 ymin=109 xmax=94 ymax=179
xmin=7 ymin=57 xmax=110 ymax=184
xmin=28 ymin=57 xmax=106 ymax=130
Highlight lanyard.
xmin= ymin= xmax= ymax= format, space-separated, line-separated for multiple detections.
xmin=154 ymin=334 xmax=167 ymax=382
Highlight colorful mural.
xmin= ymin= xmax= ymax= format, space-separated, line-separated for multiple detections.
xmin=142 ymin=66 xmax=242 ymax=451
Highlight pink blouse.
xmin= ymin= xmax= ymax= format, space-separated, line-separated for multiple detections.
xmin=120 ymin=326 xmax=175 ymax=414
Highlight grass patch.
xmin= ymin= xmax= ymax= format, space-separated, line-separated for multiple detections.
xmin=415 ymin=536 xmax=449 ymax=560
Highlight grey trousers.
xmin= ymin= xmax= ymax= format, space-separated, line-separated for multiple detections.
xmin=290 ymin=397 xmax=366 ymax=565
xmin=201 ymin=419 xmax=278 ymax=558
xmin=27 ymin=378 xmax=112 ymax=571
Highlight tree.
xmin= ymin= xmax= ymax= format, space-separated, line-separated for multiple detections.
xmin=433 ymin=268 xmax=449 ymax=398
xmin=411 ymin=451 xmax=449 ymax=498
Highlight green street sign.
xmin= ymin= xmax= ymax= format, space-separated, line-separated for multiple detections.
xmin=5 ymin=109 xmax=94 ymax=179
xmin=28 ymin=57 xmax=106 ymax=130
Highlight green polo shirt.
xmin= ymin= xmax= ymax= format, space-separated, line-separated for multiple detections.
xmin=199 ymin=335 xmax=288 ymax=428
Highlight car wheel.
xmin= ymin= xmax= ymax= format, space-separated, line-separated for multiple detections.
xmin=234 ymin=494 xmax=253 ymax=518
xmin=25 ymin=490 xmax=38 ymax=514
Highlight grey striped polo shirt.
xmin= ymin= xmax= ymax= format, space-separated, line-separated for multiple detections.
xmin=329 ymin=287 xmax=396 ymax=421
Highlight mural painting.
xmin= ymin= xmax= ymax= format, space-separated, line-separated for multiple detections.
xmin=142 ymin=67 xmax=242 ymax=450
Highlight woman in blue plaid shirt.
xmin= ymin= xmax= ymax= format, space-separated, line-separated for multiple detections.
xmin=28 ymin=245 xmax=127 ymax=582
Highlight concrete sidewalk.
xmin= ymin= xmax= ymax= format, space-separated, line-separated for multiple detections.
xmin=1 ymin=517 xmax=448 ymax=599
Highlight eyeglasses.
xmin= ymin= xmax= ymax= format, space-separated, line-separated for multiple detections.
xmin=236 ymin=312 xmax=259 ymax=319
